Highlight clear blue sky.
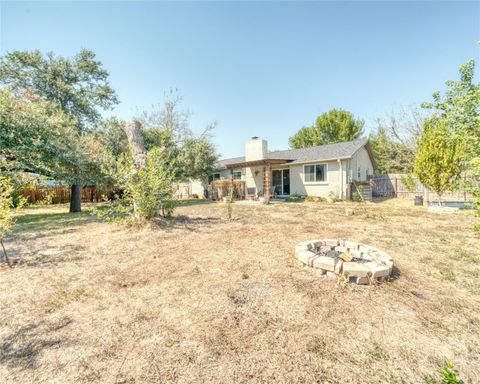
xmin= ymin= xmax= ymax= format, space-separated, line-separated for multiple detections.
xmin=1 ymin=1 xmax=479 ymax=158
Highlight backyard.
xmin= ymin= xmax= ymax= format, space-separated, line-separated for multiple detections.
xmin=0 ymin=199 xmax=479 ymax=383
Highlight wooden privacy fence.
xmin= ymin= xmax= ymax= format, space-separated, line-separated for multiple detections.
xmin=17 ymin=186 xmax=106 ymax=204
xmin=370 ymin=174 xmax=473 ymax=201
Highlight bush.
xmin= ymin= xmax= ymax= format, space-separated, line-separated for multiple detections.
xmin=352 ymin=185 xmax=364 ymax=202
xmin=92 ymin=195 xmax=132 ymax=222
xmin=113 ymin=147 xmax=177 ymax=220
xmin=304 ymin=195 xmax=326 ymax=203
xmin=0 ymin=177 xmax=25 ymax=266
xmin=440 ymin=362 xmax=463 ymax=384
xmin=286 ymin=194 xmax=305 ymax=202
xmin=131 ymin=147 xmax=176 ymax=219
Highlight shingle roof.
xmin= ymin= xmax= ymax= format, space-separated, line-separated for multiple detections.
xmin=268 ymin=138 xmax=369 ymax=164
xmin=216 ymin=156 xmax=245 ymax=169
xmin=216 ymin=138 xmax=370 ymax=169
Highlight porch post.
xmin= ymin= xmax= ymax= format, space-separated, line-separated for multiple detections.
xmin=229 ymin=168 xmax=234 ymax=200
xmin=264 ymin=164 xmax=272 ymax=201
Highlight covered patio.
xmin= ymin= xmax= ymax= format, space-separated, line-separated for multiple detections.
xmin=225 ymin=158 xmax=289 ymax=201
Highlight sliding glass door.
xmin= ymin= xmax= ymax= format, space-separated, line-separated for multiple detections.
xmin=272 ymin=169 xmax=290 ymax=196
xmin=282 ymin=169 xmax=290 ymax=195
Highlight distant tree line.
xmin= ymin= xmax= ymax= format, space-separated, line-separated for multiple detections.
xmin=289 ymin=106 xmax=422 ymax=175
xmin=288 ymin=59 xmax=479 ymax=229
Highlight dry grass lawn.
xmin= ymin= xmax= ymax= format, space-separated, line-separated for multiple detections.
xmin=0 ymin=199 xmax=479 ymax=383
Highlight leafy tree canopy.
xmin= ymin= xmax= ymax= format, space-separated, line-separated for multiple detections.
xmin=369 ymin=127 xmax=415 ymax=174
xmin=414 ymin=118 xmax=464 ymax=201
xmin=135 ymin=92 xmax=218 ymax=182
xmin=0 ymin=49 xmax=118 ymax=131
xmin=421 ymin=59 xmax=480 ymax=226
xmin=0 ymin=88 xmax=75 ymax=177
xmin=422 ymin=59 xmax=480 ymax=143
xmin=289 ymin=109 xmax=364 ymax=148
xmin=94 ymin=117 xmax=128 ymax=159
xmin=0 ymin=88 xmax=117 ymax=192
xmin=178 ymin=136 xmax=218 ymax=182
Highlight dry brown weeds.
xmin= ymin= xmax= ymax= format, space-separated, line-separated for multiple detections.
xmin=0 ymin=199 xmax=479 ymax=383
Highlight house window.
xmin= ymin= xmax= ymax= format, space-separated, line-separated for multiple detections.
xmin=304 ymin=164 xmax=326 ymax=183
xmin=357 ymin=167 xmax=361 ymax=179
xmin=208 ymin=173 xmax=221 ymax=183
xmin=233 ymin=170 xmax=242 ymax=180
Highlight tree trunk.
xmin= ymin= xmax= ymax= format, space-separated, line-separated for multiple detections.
xmin=123 ymin=120 xmax=147 ymax=217
xmin=123 ymin=120 xmax=147 ymax=169
xmin=69 ymin=184 xmax=82 ymax=212
xmin=1 ymin=238 xmax=12 ymax=268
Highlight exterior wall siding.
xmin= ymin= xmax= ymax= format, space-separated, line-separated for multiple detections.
xmin=288 ymin=160 xmax=348 ymax=198
xmin=349 ymin=147 xmax=373 ymax=182
xmin=190 ymin=179 xmax=205 ymax=197
xmin=245 ymin=165 xmax=264 ymax=192
xmin=210 ymin=144 xmax=374 ymax=200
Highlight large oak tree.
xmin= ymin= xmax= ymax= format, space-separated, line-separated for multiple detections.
xmin=0 ymin=49 xmax=118 ymax=212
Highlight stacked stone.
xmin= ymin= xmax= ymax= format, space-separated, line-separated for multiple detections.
xmin=295 ymin=239 xmax=393 ymax=285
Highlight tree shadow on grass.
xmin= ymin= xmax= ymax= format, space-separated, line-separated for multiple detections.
xmin=14 ymin=210 xmax=99 ymax=235
xmin=0 ymin=318 xmax=74 ymax=371
xmin=175 ymin=199 xmax=215 ymax=207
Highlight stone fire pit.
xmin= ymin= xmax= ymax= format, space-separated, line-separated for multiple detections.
xmin=295 ymin=239 xmax=394 ymax=284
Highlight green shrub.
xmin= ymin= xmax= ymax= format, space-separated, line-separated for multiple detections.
xmin=114 ymin=147 xmax=177 ymax=220
xmin=92 ymin=195 xmax=132 ymax=222
xmin=440 ymin=362 xmax=463 ymax=384
xmin=304 ymin=196 xmax=326 ymax=203
xmin=0 ymin=177 xmax=25 ymax=266
xmin=133 ymin=147 xmax=176 ymax=219
xmin=36 ymin=190 xmax=55 ymax=206
xmin=286 ymin=194 xmax=305 ymax=202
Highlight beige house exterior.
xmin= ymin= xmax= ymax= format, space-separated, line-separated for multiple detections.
xmin=211 ymin=137 xmax=376 ymax=200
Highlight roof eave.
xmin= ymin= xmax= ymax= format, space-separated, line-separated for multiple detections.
xmin=225 ymin=158 xmax=290 ymax=169
xmin=288 ymin=156 xmax=352 ymax=165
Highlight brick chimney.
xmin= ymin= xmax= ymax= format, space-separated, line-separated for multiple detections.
xmin=245 ymin=137 xmax=268 ymax=161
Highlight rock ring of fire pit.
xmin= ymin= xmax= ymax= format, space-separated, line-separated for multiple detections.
xmin=295 ymin=239 xmax=394 ymax=284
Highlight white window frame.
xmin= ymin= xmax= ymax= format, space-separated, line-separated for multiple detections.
xmin=232 ymin=170 xmax=242 ymax=180
xmin=303 ymin=163 xmax=328 ymax=184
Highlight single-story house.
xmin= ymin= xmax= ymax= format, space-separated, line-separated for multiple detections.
xmin=204 ymin=136 xmax=376 ymax=200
